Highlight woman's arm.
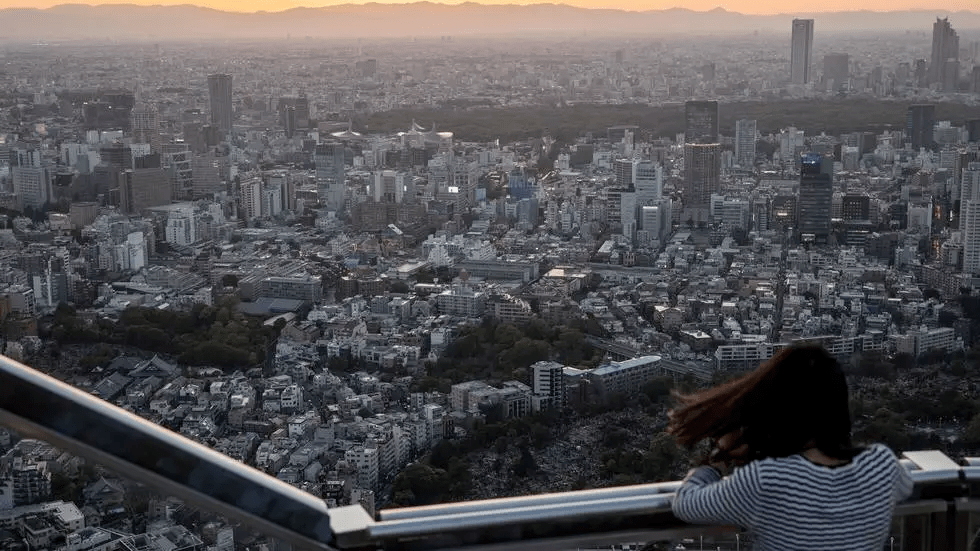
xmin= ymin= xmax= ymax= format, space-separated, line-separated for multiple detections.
xmin=671 ymin=461 xmax=762 ymax=528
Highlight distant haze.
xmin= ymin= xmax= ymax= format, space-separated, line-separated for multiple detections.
xmin=2 ymin=1 xmax=980 ymax=14
xmin=1 ymin=3 xmax=979 ymax=41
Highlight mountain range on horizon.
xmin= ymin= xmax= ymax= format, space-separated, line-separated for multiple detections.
xmin=2 ymin=2 xmax=979 ymax=41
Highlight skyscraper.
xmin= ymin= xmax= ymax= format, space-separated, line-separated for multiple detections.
xmin=930 ymin=18 xmax=960 ymax=91
xmin=906 ymin=104 xmax=936 ymax=151
xmin=683 ymin=143 xmax=721 ymax=207
xmin=613 ymin=158 xmax=634 ymax=188
xmin=117 ymin=168 xmax=172 ymax=214
xmin=961 ymin=163 xmax=980 ymax=273
xmin=735 ymin=119 xmax=757 ymax=167
xmin=822 ymin=53 xmax=849 ymax=92
xmin=684 ymin=101 xmax=719 ymax=144
xmin=797 ymin=153 xmax=833 ymax=244
xmin=633 ymin=160 xmax=662 ymax=206
xmin=207 ymin=73 xmax=234 ymax=132
xmin=130 ymin=104 xmax=161 ymax=153
xmin=315 ymin=141 xmax=346 ymax=211
xmin=790 ymin=19 xmax=814 ymax=85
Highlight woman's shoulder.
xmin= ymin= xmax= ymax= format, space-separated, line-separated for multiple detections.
xmin=752 ymin=443 xmax=898 ymax=471
xmin=855 ymin=443 xmax=901 ymax=462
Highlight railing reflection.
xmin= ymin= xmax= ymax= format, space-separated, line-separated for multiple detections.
xmin=3 ymin=355 xmax=980 ymax=551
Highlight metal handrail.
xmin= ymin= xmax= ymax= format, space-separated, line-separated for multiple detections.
xmin=3 ymin=354 xmax=980 ymax=551
xmin=0 ymin=354 xmax=372 ymax=551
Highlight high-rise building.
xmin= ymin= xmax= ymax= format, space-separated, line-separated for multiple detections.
xmin=100 ymin=142 xmax=133 ymax=171
xmin=907 ymin=104 xmax=937 ymax=151
xmin=967 ymin=119 xmax=980 ymax=143
xmin=633 ymin=160 xmax=662 ymax=206
xmin=683 ymin=143 xmax=721 ymax=207
xmin=207 ymin=73 xmax=234 ymax=132
xmin=613 ymin=158 xmax=634 ymax=188
xmin=972 ymin=66 xmax=980 ymax=93
xmin=930 ymin=18 xmax=960 ymax=91
xmin=790 ymin=19 xmax=815 ymax=85
xmin=315 ymin=141 xmax=346 ymax=211
xmin=131 ymin=104 xmax=161 ymax=153
xmin=684 ymin=101 xmax=719 ymax=144
xmin=239 ymin=177 xmax=263 ymax=221
xmin=842 ymin=194 xmax=871 ymax=222
xmin=12 ymin=166 xmax=52 ymax=211
xmin=797 ymin=153 xmax=833 ymax=244
xmin=372 ymin=170 xmax=408 ymax=203
xmin=962 ymin=164 xmax=980 ymax=273
xmin=117 ymin=168 xmax=172 ymax=214
xmin=735 ymin=119 xmax=757 ymax=167
xmin=822 ymin=53 xmax=849 ymax=91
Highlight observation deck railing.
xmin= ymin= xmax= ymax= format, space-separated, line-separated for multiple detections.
xmin=1 ymin=354 xmax=979 ymax=551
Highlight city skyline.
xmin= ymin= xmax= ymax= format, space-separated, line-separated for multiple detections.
xmin=2 ymin=1 xmax=980 ymax=15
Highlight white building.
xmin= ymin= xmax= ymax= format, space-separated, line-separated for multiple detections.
xmin=165 ymin=210 xmax=197 ymax=247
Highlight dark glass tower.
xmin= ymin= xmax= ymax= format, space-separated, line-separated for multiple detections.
xmin=207 ymin=73 xmax=234 ymax=132
xmin=684 ymin=101 xmax=719 ymax=144
xmin=797 ymin=153 xmax=833 ymax=245
xmin=906 ymin=104 xmax=936 ymax=151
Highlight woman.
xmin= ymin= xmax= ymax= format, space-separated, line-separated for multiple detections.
xmin=668 ymin=346 xmax=914 ymax=550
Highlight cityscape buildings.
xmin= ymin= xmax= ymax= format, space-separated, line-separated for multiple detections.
xmin=0 ymin=13 xmax=977 ymax=550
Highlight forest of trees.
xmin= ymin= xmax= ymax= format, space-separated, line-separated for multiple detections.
xmin=359 ymin=99 xmax=978 ymax=143
xmin=412 ymin=317 xmax=607 ymax=393
xmin=46 ymin=298 xmax=279 ymax=370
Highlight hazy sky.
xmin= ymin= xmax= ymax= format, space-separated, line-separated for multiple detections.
xmin=1 ymin=0 xmax=978 ymax=14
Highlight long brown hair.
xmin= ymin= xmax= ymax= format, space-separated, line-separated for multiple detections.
xmin=667 ymin=345 xmax=856 ymax=463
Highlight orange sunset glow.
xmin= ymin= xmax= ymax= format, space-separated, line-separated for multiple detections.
xmin=1 ymin=0 xmax=978 ymax=14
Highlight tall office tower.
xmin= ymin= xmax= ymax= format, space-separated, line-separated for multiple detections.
xmin=130 ymin=104 xmax=161 ymax=153
xmin=797 ymin=153 xmax=834 ymax=244
xmin=822 ymin=53 xmax=849 ymax=91
xmin=684 ymin=101 xmax=719 ymax=144
xmin=907 ymin=104 xmax=937 ymax=151
xmin=961 ymin=163 xmax=980 ymax=273
xmin=790 ymin=19 xmax=814 ymax=85
xmin=163 ymin=144 xmax=193 ymax=200
xmin=930 ymin=18 xmax=960 ymax=91
xmin=613 ymin=158 xmax=634 ymax=188
xmin=735 ymin=119 xmax=757 ymax=167
xmin=281 ymin=106 xmax=296 ymax=138
xmin=967 ymin=119 xmax=980 ymax=143
xmin=683 ymin=143 xmax=721 ymax=207
xmin=207 ymin=73 xmax=233 ymax=132
xmin=972 ymin=66 xmax=980 ymax=93
xmin=117 ymin=168 xmax=172 ymax=214
xmin=315 ymin=141 xmax=346 ymax=211
xmin=960 ymin=162 xmax=980 ymax=208
xmin=634 ymin=160 xmax=662 ymax=206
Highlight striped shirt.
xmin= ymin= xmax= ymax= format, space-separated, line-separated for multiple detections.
xmin=672 ymin=444 xmax=914 ymax=550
